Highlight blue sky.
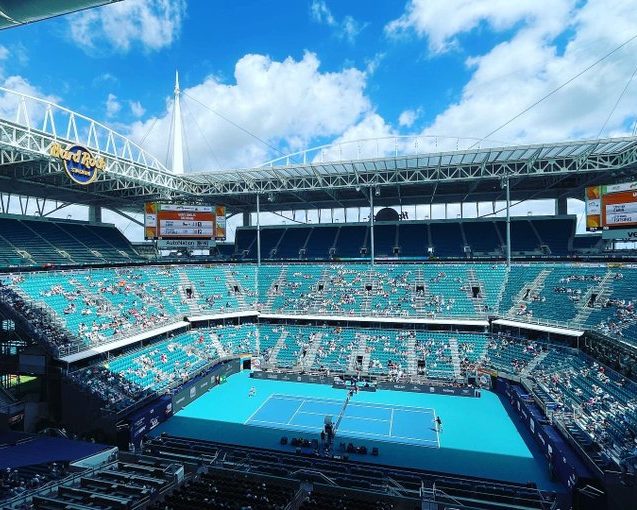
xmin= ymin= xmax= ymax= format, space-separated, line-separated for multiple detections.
xmin=1 ymin=0 xmax=637 ymax=237
xmin=2 ymin=0 xmax=636 ymax=174
xmin=0 ymin=0 xmax=476 ymax=153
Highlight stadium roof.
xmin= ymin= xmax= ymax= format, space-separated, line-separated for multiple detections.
xmin=1 ymin=88 xmax=637 ymax=213
xmin=0 ymin=1 xmax=122 ymax=29
xmin=186 ymin=137 xmax=637 ymax=212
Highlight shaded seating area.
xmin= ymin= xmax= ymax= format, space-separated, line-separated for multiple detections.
xmin=0 ymin=215 xmax=141 ymax=268
xmin=229 ymin=216 xmax=579 ymax=261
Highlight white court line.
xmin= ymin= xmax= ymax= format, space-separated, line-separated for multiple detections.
xmin=294 ymin=410 xmax=350 ymax=418
xmin=270 ymin=394 xmax=344 ymax=404
xmin=269 ymin=395 xmax=434 ymax=418
xmin=337 ymin=414 xmax=390 ymax=423
xmin=299 ymin=411 xmax=389 ymax=423
xmin=247 ymin=418 xmax=322 ymax=433
xmin=298 ymin=402 xmax=342 ymax=411
xmin=385 ymin=408 xmax=435 ymax=416
xmin=244 ymin=395 xmax=274 ymax=424
xmin=247 ymin=394 xmax=438 ymax=447
xmin=347 ymin=401 xmax=436 ymax=413
xmin=337 ymin=427 xmax=439 ymax=446
xmin=286 ymin=400 xmax=306 ymax=425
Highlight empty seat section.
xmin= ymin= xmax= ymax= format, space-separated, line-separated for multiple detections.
xmin=534 ymin=218 xmax=573 ymax=256
xmin=35 ymin=222 xmax=96 ymax=264
xmin=430 ymin=222 xmax=464 ymax=258
xmin=572 ymin=234 xmax=602 ymax=253
xmin=397 ymin=223 xmax=428 ymax=257
xmin=333 ymin=225 xmax=368 ymax=258
xmin=234 ymin=228 xmax=257 ymax=258
xmin=259 ymin=227 xmax=286 ymax=259
xmin=275 ymin=227 xmax=309 ymax=259
xmin=372 ymin=223 xmax=397 ymax=257
xmin=500 ymin=220 xmax=540 ymax=253
xmin=463 ymin=221 xmax=501 ymax=255
xmin=304 ymin=226 xmax=338 ymax=259
xmin=215 ymin=243 xmax=236 ymax=258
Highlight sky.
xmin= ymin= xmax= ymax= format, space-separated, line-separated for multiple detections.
xmin=1 ymin=0 xmax=637 ymax=239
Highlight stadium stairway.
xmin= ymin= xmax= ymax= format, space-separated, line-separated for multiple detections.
xmin=225 ymin=269 xmax=249 ymax=309
xmin=467 ymin=268 xmax=488 ymax=314
xmin=448 ymin=337 xmax=463 ymax=379
xmin=413 ymin=268 xmax=428 ymax=316
xmin=208 ymin=331 xmax=229 ymax=358
xmin=573 ymin=269 xmax=615 ymax=325
xmin=506 ymin=268 xmax=552 ymax=316
xmin=296 ymin=331 xmax=323 ymax=371
xmin=177 ymin=271 xmax=204 ymax=315
xmin=405 ymin=334 xmax=418 ymax=376
xmin=264 ymin=266 xmax=288 ymax=310
xmin=265 ymin=329 xmax=290 ymax=368
xmin=520 ymin=350 xmax=550 ymax=377
xmin=349 ymin=333 xmax=369 ymax=372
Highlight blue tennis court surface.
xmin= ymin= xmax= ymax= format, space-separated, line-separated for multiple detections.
xmin=246 ymin=394 xmax=439 ymax=447
xmin=152 ymin=371 xmax=561 ymax=489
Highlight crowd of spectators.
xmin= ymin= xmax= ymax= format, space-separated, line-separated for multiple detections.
xmin=0 ymin=281 xmax=74 ymax=354
xmin=4 ymin=263 xmax=637 ymax=359
xmin=68 ymin=325 xmax=257 ymax=410
xmin=69 ymin=365 xmax=148 ymax=410
xmin=484 ymin=333 xmax=544 ymax=374
xmin=415 ymin=335 xmax=454 ymax=378
xmin=271 ymin=265 xmax=478 ymax=318
xmin=597 ymin=299 xmax=637 ymax=338
xmin=532 ymin=351 xmax=637 ymax=462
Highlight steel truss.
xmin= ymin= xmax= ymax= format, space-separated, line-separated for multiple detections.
xmin=0 ymin=87 xmax=636 ymax=210
xmin=186 ymin=138 xmax=637 ymax=195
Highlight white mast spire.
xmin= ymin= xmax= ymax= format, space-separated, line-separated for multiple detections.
xmin=171 ymin=70 xmax=184 ymax=174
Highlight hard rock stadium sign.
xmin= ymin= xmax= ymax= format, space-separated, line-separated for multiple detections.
xmin=49 ymin=143 xmax=106 ymax=185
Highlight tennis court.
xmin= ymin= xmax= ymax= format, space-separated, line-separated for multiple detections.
xmin=245 ymin=394 xmax=440 ymax=447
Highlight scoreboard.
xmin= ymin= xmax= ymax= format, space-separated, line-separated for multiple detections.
xmin=586 ymin=182 xmax=637 ymax=239
xmin=144 ymin=203 xmax=226 ymax=246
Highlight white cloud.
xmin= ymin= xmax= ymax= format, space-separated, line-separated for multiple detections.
xmin=341 ymin=16 xmax=363 ymax=43
xmin=364 ymin=52 xmax=385 ymax=75
xmin=68 ymin=0 xmax=186 ymax=54
xmin=310 ymin=0 xmax=364 ymax=43
xmin=310 ymin=0 xmax=335 ymax=26
xmin=0 ymin=45 xmax=59 ymax=134
xmin=314 ymin=113 xmax=399 ymax=161
xmin=389 ymin=0 xmax=637 ymax=144
xmin=126 ymin=52 xmax=372 ymax=170
xmin=398 ymin=109 xmax=419 ymax=128
xmin=0 ymin=75 xmax=59 ymax=127
xmin=106 ymin=93 xmax=121 ymax=117
xmin=129 ymin=100 xmax=146 ymax=118
xmin=386 ymin=0 xmax=573 ymax=53
xmin=92 ymin=73 xmax=119 ymax=87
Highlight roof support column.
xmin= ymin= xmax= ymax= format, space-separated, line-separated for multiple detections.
xmin=556 ymin=196 xmax=568 ymax=216
xmin=505 ymin=176 xmax=511 ymax=268
xmin=369 ymin=187 xmax=375 ymax=266
xmin=89 ymin=205 xmax=102 ymax=223
xmin=243 ymin=211 xmax=251 ymax=227
xmin=256 ymin=194 xmax=261 ymax=267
